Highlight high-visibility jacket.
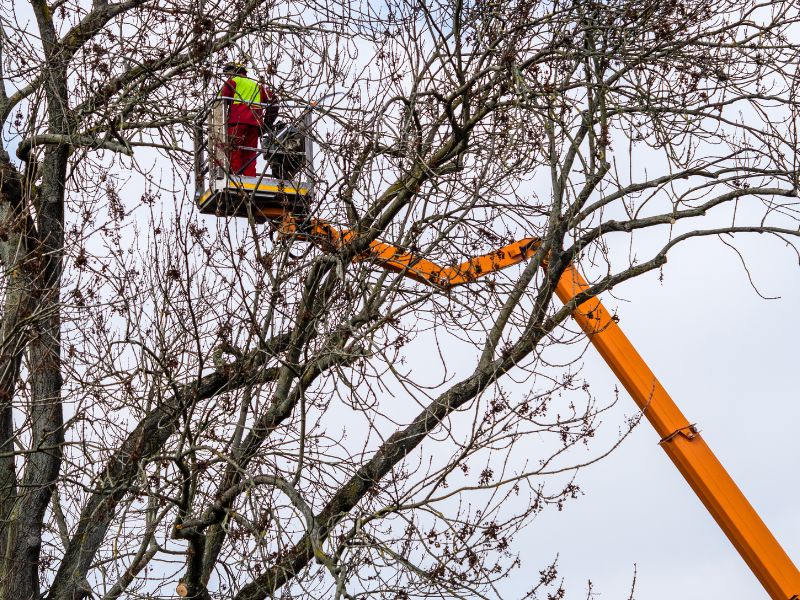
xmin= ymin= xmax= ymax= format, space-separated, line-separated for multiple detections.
xmin=218 ymin=76 xmax=277 ymax=127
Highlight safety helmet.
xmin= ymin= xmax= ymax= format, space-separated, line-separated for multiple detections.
xmin=222 ymin=62 xmax=247 ymax=75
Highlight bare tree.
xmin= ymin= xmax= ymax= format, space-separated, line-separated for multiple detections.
xmin=1 ymin=0 xmax=799 ymax=599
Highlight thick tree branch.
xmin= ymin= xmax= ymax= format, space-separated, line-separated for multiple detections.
xmin=15 ymin=134 xmax=133 ymax=162
xmin=47 ymin=333 xmax=290 ymax=600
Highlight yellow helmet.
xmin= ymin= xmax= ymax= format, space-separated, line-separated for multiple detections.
xmin=222 ymin=62 xmax=247 ymax=75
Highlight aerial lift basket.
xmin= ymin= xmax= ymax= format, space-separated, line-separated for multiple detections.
xmin=193 ymin=98 xmax=315 ymax=222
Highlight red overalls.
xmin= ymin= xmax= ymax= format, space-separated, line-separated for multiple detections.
xmin=218 ymin=76 xmax=277 ymax=176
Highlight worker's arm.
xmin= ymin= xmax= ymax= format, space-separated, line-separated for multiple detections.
xmin=219 ymin=79 xmax=236 ymax=98
xmin=218 ymin=79 xmax=235 ymax=119
xmin=260 ymin=85 xmax=278 ymax=128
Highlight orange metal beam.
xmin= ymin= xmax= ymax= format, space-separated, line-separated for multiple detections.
xmin=278 ymin=217 xmax=539 ymax=286
xmin=280 ymin=216 xmax=800 ymax=598
xmin=554 ymin=265 xmax=800 ymax=600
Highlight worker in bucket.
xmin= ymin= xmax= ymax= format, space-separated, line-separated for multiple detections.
xmin=218 ymin=62 xmax=278 ymax=176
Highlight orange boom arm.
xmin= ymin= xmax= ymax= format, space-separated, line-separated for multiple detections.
xmin=556 ymin=265 xmax=800 ymax=600
xmin=280 ymin=216 xmax=800 ymax=599
xmin=278 ymin=218 xmax=540 ymax=286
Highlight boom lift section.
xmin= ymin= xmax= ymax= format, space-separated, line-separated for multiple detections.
xmin=194 ymin=104 xmax=800 ymax=599
xmin=278 ymin=216 xmax=800 ymax=600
